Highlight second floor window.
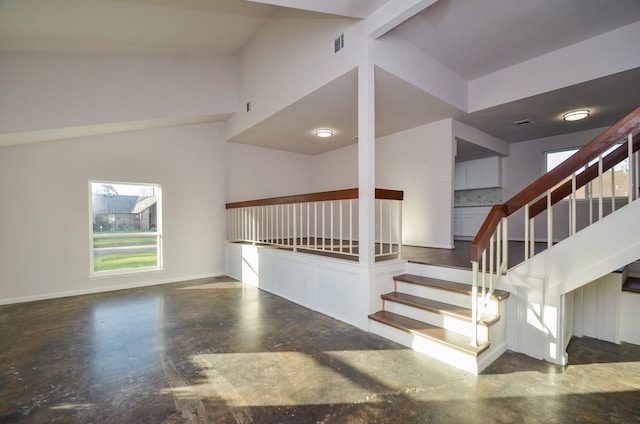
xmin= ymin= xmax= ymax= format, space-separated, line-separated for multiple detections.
xmin=545 ymin=145 xmax=630 ymax=200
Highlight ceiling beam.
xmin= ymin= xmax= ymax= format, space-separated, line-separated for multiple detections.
xmin=246 ymin=0 xmax=383 ymax=19
xmin=366 ymin=0 xmax=440 ymax=39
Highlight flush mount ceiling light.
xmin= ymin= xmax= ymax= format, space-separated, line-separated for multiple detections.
xmin=315 ymin=128 xmax=334 ymax=138
xmin=563 ymin=110 xmax=590 ymax=121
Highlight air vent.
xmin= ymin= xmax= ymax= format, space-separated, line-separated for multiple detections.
xmin=513 ymin=118 xmax=532 ymax=126
xmin=334 ymin=33 xmax=344 ymax=53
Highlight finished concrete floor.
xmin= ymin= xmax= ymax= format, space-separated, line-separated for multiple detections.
xmin=1 ymin=276 xmax=639 ymax=423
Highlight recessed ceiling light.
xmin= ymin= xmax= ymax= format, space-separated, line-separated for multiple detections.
xmin=563 ymin=110 xmax=590 ymax=121
xmin=315 ymin=128 xmax=334 ymax=138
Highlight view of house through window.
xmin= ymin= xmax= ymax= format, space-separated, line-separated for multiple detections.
xmin=545 ymin=145 xmax=630 ymax=200
xmin=90 ymin=181 xmax=162 ymax=274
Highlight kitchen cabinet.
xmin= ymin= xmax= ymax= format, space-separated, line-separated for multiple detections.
xmin=453 ymin=206 xmax=492 ymax=238
xmin=454 ymin=156 xmax=501 ymax=190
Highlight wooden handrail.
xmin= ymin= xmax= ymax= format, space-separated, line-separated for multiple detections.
xmin=226 ymin=188 xmax=403 ymax=209
xmin=528 ymin=133 xmax=640 ymax=218
xmin=472 ymin=105 xmax=640 ymax=263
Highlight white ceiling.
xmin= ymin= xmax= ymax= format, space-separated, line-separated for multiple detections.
xmin=392 ymin=0 xmax=640 ymax=80
xmin=1 ymin=0 xmax=640 ymax=157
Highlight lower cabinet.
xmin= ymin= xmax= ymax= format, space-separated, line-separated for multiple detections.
xmin=453 ymin=207 xmax=492 ymax=238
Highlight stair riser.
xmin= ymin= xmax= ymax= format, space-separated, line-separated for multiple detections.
xmin=369 ymin=320 xmax=480 ymax=374
xmin=396 ymin=281 xmax=500 ymax=315
xmin=383 ymin=301 xmax=489 ymax=343
xmin=406 ymin=262 xmax=473 ymax=283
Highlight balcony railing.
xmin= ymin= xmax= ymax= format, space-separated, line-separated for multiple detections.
xmin=226 ymin=188 xmax=404 ymax=261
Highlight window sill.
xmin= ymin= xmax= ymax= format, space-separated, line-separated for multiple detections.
xmin=89 ymin=266 xmax=163 ymax=280
xmin=558 ymin=197 xmax=630 ymax=203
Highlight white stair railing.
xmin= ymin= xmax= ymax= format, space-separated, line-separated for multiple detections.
xmin=470 ymin=106 xmax=640 ymax=349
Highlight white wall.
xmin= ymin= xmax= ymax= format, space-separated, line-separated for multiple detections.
xmin=377 ymin=120 xmax=455 ymax=248
xmin=0 ymin=52 xmax=238 ymax=134
xmin=0 ymin=123 xmax=227 ymax=303
xmin=227 ymin=9 xmax=359 ymax=140
xmin=225 ymin=142 xmax=313 ymax=203
xmin=502 ymin=126 xmax=608 ymax=240
xmin=310 ymin=143 xmax=358 ymax=192
xmin=311 ymin=119 xmax=455 ymax=248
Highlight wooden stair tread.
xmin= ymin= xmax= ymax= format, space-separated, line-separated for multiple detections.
xmin=394 ymin=273 xmax=510 ymax=301
xmin=381 ymin=292 xmax=500 ymax=326
xmin=623 ymin=277 xmax=640 ymax=294
xmin=368 ymin=310 xmax=490 ymax=357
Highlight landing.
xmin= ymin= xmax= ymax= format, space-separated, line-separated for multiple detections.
xmin=401 ymin=240 xmax=547 ymax=270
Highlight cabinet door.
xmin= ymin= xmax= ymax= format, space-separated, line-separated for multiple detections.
xmin=465 ymin=159 xmax=483 ymax=189
xmin=459 ymin=207 xmax=491 ymax=237
xmin=454 ymin=162 xmax=466 ymax=190
xmin=480 ymin=156 xmax=501 ymax=188
xmin=453 ymin=210 xmax=462 ymax=236
xmin=460 ymin=214 xmax=477 ymax=236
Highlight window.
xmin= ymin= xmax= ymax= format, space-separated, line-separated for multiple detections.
xmin=544 ymin=145 xmax=630 ymax=200
xmin=90 ymin=181 xmax=162 ymax=275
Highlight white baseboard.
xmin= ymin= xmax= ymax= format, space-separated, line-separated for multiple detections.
xmin=0 ymin=272 xmax=226 ymax=305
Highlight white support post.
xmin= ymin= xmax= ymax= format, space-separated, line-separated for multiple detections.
xmin=529 ymin=218 xmax=535 ymax=258
xmin=339 ymin=200 xmax=343 ymax=253
xmin=489 ymin=232 xmax=494 ymax=290
xmin=470 ymin=261 xmax=479 ymax=348
xmin=379 ymin=199 xmax=383 ymax=256
xmin=322 ymin=202 xmax=326 ymax=250
xmin=571 ymin=173 xmax=576 ymax=236
xmin=547 ymin=190 xmax=553 ymax=248
xmin=349 ymin=199 xmax=353 ymax=254
xmin=251 ymin=207 xmax=256 ymax=245
xmin=293 ymin=204 xmax=297 ymax=252
xmin=398 ymin=202 xmax=403 ymax=258
xmin=611 ymin=165 xmax=616 ymax=212
xmin=502 ymin=217 xmax=508 ymax=272
xmin=388 ymin=200 xmax=392 ymax=255
xmin=357 ymin=38 xmax=376 ymax=266
xmin=524 ymin=204 xmax=529 ymax=260
xmin=628 ymin=133 xmax=634 ymax=203
xmin=307 ymin=203 xmax=310 ymax=248
xmin=588 ymin=181 xmax=593 ymax=225
xmin=635 ymin=150 xmax=639 ymax=200
xmin=598 ymin=155 xmax=604 ymax=220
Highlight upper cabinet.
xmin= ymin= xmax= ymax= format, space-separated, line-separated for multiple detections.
xmin=454 ymin=156 xmax=501 ymax=190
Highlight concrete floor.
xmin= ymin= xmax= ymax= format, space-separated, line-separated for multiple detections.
xmin=1 ymin=276 xmax=639 ymax=423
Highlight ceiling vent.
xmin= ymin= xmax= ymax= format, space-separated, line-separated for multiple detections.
xmin=334 ymin=34 xmax=344 ymax=53
xmin=513 ymin=118 xmax=532 ymax=127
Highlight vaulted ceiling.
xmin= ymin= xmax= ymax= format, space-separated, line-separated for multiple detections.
xmin=1 ymin=0 xmax=639 ymax=157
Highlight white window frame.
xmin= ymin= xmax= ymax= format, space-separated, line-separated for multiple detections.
xmin=89 ymin=180 xmax=163 ymax=277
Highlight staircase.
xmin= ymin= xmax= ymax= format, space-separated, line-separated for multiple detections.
xmin=369 ymin=269 xmax=509 ymax=374
xmin=370 ymin=107 xmax=639 ymax=371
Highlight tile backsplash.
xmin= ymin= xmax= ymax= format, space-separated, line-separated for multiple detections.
xmin=454 ymin=187 xmax=502 ymax=207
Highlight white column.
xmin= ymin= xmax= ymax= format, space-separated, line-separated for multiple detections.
xmin=358 ymin=38 xmax=376 ymax=266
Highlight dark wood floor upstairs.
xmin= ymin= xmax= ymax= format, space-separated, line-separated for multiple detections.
xmin=401 ymin=240 xmax=547 ymax=270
